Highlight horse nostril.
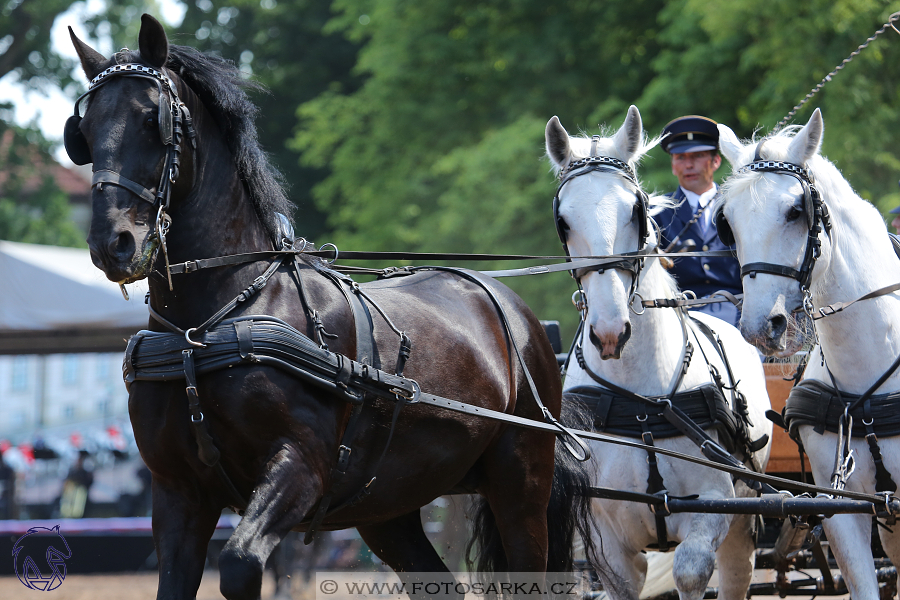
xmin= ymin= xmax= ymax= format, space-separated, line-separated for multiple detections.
xmin=768 ymin=314 xmax=787 ymax=339
xmin=109 ymin=231 xmax=135 ymax=260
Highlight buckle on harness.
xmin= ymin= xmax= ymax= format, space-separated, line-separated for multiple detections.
xmin=391 ymin=379 xmax=421 ymax=404
xmin=650 ymin=490 xmax=671 ymax=517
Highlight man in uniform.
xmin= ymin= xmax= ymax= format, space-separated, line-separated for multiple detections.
xmin=655 ymin=115 xmax=742 ymax=326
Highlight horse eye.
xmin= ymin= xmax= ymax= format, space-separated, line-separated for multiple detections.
xmin=786 ymin=205 xmax=803 ymax=222
xmin=144 ymin=115 xmax=157 ymax=129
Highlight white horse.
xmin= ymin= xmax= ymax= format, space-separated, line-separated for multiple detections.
xmin=545 ymin=106 xmax=772 ymax=600
xmin=716 ymin=109 xmax=900 ymax=600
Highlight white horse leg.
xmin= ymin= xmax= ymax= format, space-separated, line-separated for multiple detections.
xmin=592 ymin=523 xmax=647 ymax=600
xmin=877 ymin=519 xmax=900 ymax=595
xmin=671 ymin=514 xmax=727 ymax=600
xmin=822 ymin=513 xmax=879 ymax=599
xmin=713 ymin=514 xmax=755 ymax=600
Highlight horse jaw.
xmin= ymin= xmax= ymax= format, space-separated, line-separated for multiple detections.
xmin=738 ymin=279 xmax=804 ymax=357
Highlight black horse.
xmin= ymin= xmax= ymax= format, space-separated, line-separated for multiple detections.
xmin=68 ymin=15 xmax=592 ymax=600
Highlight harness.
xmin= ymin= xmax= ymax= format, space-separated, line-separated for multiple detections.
xmin=64 ymin=61 xmax=197 ymax=292
xmin=719 ymin=142 xmax=900 ymax=495
xmin=552 ymin=136 xmax=653 ymax=310
xmin=714 ymin=140 xmax=832 ymax=292
xmin=553 ymin=145 xmax=769 ymax=549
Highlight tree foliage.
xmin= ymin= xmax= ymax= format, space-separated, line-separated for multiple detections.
xmin=174 ymin=0 xmax=360 ymax=240
xmin=295 ymin=0 xmax=900 ymax=334
xmin=0 ymin=117 xmax=84 ymax=247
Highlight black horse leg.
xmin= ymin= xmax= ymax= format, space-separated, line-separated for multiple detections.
xmin=218 ymin=445 xmax=324 ymax=600
xmin=358 ymin=510 xmax=461 ymax=598
xmin=152 ymin=479 xmax=221 ymax=600
xmin=357 ymin=509 xmax=449 ymax=572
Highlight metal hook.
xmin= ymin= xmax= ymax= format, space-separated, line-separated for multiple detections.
xmin=184 ymin=327 xmax=207 ymax=348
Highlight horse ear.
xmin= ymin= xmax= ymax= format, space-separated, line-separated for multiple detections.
xmin=613 ymin=105 xmax=642 ymax=160
xmin=716 ymin=124 xmax=744 ymax=167
xmin=786 ymin=108 xmax=824 ymax=165
xmin=69 ymin=27 xmax=106 ymax=80
xmin=545 ymin=116 xmax=571 ymax=169
xmin=138 ymin=14 xmax=169 ymax=68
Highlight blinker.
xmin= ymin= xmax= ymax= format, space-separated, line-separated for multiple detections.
xmin=64 ymin=114 xmax=92 ymax=166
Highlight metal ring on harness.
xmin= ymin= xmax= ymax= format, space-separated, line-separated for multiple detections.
xmin=319 ymin=243 xmax=339 ymax=265
xmin=571 ymin=289 xmax=587 ymax=315
xmin=185 ymin=327 xmax=207 ymax=348
xmin=629 ymin=291 xmax=646 ymax=315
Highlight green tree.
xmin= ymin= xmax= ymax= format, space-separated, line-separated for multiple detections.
xmin=296 ymin=0 xmax=900 ymax=335
xmin=174 ymin=0 xmax=360 ymax=240
xmin=0 ymin=117 xmax=84 ymax=247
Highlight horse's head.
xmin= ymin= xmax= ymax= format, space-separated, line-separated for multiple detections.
xmin=715 ymin=109 xmax=828 ymax=356
xmin=67 ymin=15 xmax=193 ymax=284
xmin=546 ymin=106 xmax=652 ymax=359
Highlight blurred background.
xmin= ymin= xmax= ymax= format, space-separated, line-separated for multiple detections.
xmin=0 ymin=0 xmax=899 ymax=586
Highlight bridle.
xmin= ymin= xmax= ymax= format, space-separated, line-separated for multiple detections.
xmin=552 ymin=135 xmax=653 ymax=316
xmin=64 ymin=61 xmax=196 ymax=291
xmin=714 ymin=140 xmax=832 ymax=297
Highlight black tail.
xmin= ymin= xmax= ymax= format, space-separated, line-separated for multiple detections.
xmin=466 ymin=402 xmax=598 ymax=572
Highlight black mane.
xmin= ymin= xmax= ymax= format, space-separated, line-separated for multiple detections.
xmin=130 ymin=45 xmax=294 ymax=241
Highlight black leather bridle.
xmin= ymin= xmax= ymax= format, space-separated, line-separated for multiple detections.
xmin=552 ymin=136 xmax=653 ymax=313
xmin=715 ymin=141 xmax=831 ymax=292
xmin=64 ymin=62 xmax=196 ymax=290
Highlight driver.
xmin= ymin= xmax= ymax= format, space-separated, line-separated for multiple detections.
xmin=655 ymin=115 xmax=742 ymax=326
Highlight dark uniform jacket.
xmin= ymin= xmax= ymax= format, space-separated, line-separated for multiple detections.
xmin=656 ymin=187 xmax=742 ymax=325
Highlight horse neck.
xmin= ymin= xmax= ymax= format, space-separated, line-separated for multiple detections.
xmin=808 ymin=192 xmax=900 ymax=392
xmin=572 ymin=261 xmax=690 ymax=395
xmin=147 ymin=95 xmax=273 ymax=326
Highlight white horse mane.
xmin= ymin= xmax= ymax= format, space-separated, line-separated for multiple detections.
xmin=715 ymin=126 xmax=885 ymax=248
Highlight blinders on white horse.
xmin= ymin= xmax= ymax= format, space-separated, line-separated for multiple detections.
xmin=64 ymin=63 xmax=194 ymax=211
xmin=714 ymin=140 xmax=831 ymax=290
xmin=552 ymin=136 xmax=652 ymax=305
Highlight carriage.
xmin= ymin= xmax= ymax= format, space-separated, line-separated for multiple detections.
xmin=63 ymin=14 xmax=900 ymax=600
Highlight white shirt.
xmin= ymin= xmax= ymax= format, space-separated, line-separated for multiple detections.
xmin=681 ymin=184 xmax=718 ymax=233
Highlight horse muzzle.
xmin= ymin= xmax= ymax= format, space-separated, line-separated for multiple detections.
xmin=89 ymin=225 xmax=158 ymax=284
xmin=589 ymin=322 xmax=632 ymax=360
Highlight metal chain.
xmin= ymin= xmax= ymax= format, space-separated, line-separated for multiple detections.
xmin=776 ymin=11 xmax=900 ymax=130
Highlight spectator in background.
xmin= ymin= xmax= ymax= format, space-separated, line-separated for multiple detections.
xmin=60 ymin=454 xmax=93 ymax=518
xmin=0 ymin=448 xmax=16 ymax=519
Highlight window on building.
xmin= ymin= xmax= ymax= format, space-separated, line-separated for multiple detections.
xmin=96 ymin=355 xmax=110 ymax=381
xmin=62 ymin=355 xmax=80 ymax=385
xmin=11 ymin=356 xmax=29 ymax=391
xmin=63 ymin=405 xmax=75 ymax=419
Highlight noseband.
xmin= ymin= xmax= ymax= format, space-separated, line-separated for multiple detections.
xmin=552 ymin=136 xmax=653 ymax=313
xmin=715 ymin=141 xmax=831 ymax=292
xmin=64 ymin=62 xmax=197 ymax=290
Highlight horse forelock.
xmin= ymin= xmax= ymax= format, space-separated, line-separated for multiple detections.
xmin=557 ymin=129 xmax=659 ymax=179
xmin=161 ymin=45 xmax=294 ymax=242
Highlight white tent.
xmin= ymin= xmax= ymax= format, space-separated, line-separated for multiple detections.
xmin=0 ymin=240 xmax=149 ymax=354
